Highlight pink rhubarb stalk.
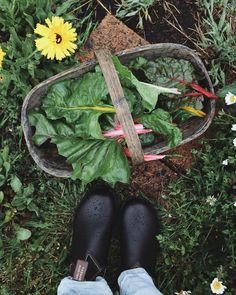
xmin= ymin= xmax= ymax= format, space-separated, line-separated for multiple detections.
xmin=123 ymin=148 xmax=165 ymax=161
xmin=103 ymin=124 xmax=152 ymax=138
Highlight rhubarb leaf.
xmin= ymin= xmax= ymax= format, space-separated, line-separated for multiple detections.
xmin=52 ymin=137 xmax=130 ymax=186
xmin=112 ymin=56 xmax=178 ymax=111
xmin=42 ymin=72 xmax=114 ymax=139
xmin=141 ymin=108 xmax=182 ymax=147
xmin=129 ymin=57 xmax=195 ymax=95
xmin=28 ymin=109 xmax=74 ymax=145
xmin=29 ymin=110 xmax=130 ymax=186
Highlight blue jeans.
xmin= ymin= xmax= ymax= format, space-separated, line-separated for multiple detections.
xmin=58 ymin=267 xmax=163 ymax=295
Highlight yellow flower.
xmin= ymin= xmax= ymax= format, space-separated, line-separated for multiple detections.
xmin=0 ymin=47 xmax=6 ymax=68
xmin=34 ymin=16 xmax=77 ymax=61
xmin=181 ymin=106 xmax=206 ymax=117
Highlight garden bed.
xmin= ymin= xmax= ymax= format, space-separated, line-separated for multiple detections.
xmin=0 ymin=0 xmax=236 ymax=294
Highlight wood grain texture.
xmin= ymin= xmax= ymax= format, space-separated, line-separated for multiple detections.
xmin=95 ymin=49 xmax=144 ymax=164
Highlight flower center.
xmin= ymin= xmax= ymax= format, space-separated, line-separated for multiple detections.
xmin=213 ymin=281 xmax=221 ymax=290
xmin=55 ymin=33 xmax=62 ymax=44
xmin=230 ymin=95 xmax=235 ymax=103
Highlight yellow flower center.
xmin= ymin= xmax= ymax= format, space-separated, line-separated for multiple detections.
xmin=55 ymin=33 xmax=62 ymax=44
xmin=213 ymin=281 xmax=221 ymax=290
xmin=230 ymin=95 xmax=235 ymax=103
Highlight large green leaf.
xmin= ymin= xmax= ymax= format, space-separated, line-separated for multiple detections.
xmin=29 ymin=110 xmax=130 ymax=186
xmin=141 ymin=108 xmax=182 ymax=147
xmin=10 ymin=175 xmax=22 ymax=194
xmin=28 ymin=110 xmax=74 ymax=145
xmin=42 ymin=72 xmax=114 ymax=139
xmin=52 ymin=137 xmax=130 ymax=186
xmin=112 ymin=56 xmax=178 ymax=111
xmin=129 ymin=57 xmax=195 ymax=96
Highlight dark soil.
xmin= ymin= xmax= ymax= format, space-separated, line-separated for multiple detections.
xmin=142 ymin=0 xmax=199 ymax=47
xmin=116 ymin=160 xmax=177 ymax=205
xmin=83 ymin=0 xmax=199 ymax=48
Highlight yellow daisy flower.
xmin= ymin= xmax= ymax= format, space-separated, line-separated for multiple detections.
xmin=0 ymin=47 xmax=6 ymax=68
xmin=34 ymin=16 xmax=77 ymax=61
xmin=180 ymin=106 xmax=206 ymax=118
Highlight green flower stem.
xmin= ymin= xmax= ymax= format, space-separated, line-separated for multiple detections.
xmin=27 ymin=49 xmax=38 ymax=60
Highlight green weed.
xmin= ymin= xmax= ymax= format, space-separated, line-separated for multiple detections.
xmin=0 ymin=0 xmax=95 ymax=293
xmin=196 ymin=0 xmax=236 ymax=86
xmin=0 ymin=0 xmax=94 ymax=123
xmin=155 ymin=109 xmax=236 ymax=294
xmin=116 ymin=0 xmax=157 ymax=29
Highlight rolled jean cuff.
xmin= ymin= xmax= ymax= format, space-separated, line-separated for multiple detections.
xmin=118 ymin=267 xmax=163 ymax=295
xmin=57 ymin=276 xmax=113 ymax=295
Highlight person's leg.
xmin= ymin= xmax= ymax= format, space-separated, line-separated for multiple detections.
xmin=57 ymin=185 xmax=117 ymax=295
xmin=118 ymin=198 xmax=163 ymax=295
xmin=118 ymin=268 xmax=162 ymax=295
xmin=58 ymin=276 xmax=113 ymax=295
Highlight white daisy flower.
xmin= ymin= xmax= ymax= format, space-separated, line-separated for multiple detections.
xmin=206 ymin=195 xmax=217 ymax=206
xmin=233 ymin=138 xmax=236 ymax=147
xmin=231 ymin=124 xmax=236 ymax=131
xmin=225 ymin=92 xmax=236 ymax=105
xmin=210 ymin=278 xmax=227 ymax=294
xmin=222 ymin=159 xmax=228 ymax=166
xmin=234 ymin=201 xmax=236 ymax=207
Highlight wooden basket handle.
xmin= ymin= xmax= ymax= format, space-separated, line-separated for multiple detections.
xmin=95 ymin=49 xmax=144 ymax=165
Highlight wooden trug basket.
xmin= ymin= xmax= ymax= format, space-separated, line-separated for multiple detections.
xmin=21 ymin=44 xmax=215 ymax=178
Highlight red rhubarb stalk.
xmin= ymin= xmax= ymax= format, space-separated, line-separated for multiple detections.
xmin=171 ymin=77 xmax=218 ymax=99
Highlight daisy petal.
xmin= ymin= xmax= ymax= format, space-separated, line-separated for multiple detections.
xmin=231 ymin=124 xmax=236 ymax=131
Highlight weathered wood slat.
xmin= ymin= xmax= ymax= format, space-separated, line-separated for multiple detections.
xmin=95 ymin=49 xmax=144 ymax=165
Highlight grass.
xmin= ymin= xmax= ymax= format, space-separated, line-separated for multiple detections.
xmin=0 ymin=0 xmax=236 ymax=294
xmin=155 ymin=111 xmax=236 ymax=294
xmin=115 ymin=0 xmax=157 ymax=29
xmin=1 ymin=175 xmax=84 ymax=294
xmin=196 ymin=0 xmax=236 ymax=86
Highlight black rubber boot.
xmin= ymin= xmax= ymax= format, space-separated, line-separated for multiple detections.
xmin=70 ymin=185 xmax=117 ymax=281
xmin=120 ymin=198 xmax=160 ymax=276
